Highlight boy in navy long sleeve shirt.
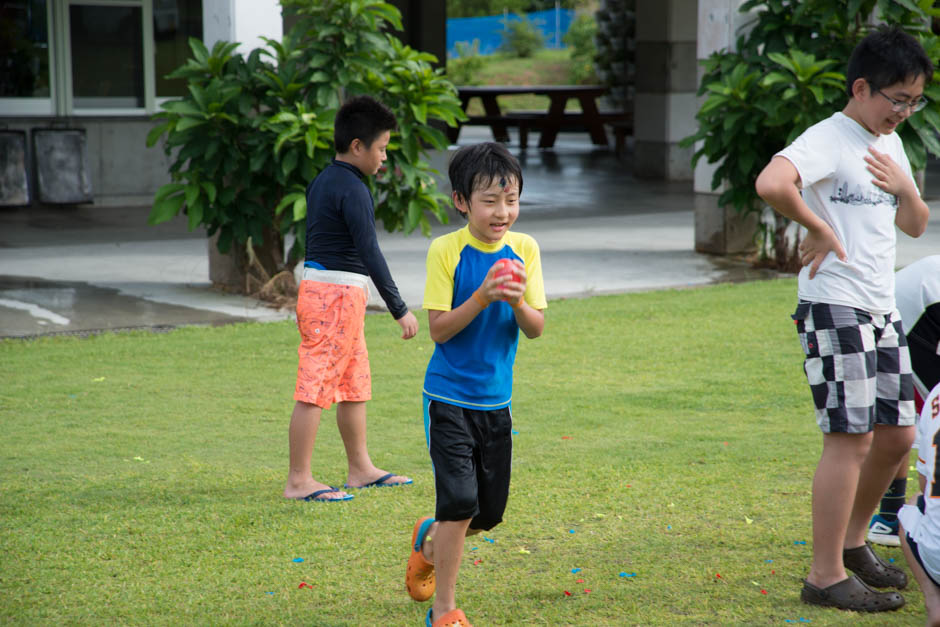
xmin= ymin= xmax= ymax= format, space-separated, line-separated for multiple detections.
xmin=284 ymin=96 xmax=418 ymax=503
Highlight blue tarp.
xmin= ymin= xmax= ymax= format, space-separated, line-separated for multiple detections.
xmin=447 ymin=8 xmax=576 ymax=57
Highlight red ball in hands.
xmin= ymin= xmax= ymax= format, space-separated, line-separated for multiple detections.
xmin=494 ymin=259 xmax=523 ymax=298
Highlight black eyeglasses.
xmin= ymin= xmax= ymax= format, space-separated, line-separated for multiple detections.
xmin=876 ymin=90 xmax=928 ymax=113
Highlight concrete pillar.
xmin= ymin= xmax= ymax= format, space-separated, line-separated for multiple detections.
xmin=200 ymin=1 xmax=283 ymax=288
xmin=389 ymin=0 xmax=447 ymax=68
xmin=633 ymin=0 xmax=697 ymax=180
xmin=202 ymin=0 xmax=282 ymax=53
xmin=693 ymin=0 xmax=758 ymax=254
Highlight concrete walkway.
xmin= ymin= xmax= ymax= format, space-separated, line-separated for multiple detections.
xmin=2 ymin=131 xmax=939 ymax=338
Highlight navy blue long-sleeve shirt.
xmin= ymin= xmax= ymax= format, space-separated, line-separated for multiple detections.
xmin=304 ymin=159 xmax=408 ymax=319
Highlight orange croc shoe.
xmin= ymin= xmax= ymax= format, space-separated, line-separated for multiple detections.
xmin=406 ymin=516 xmax=436 ymax=602
xmin=429 ymin=608 xmax=473 ymax=627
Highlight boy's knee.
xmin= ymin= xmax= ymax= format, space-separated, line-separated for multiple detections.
xmin=874 ymin=424 xmax=916 ymax=457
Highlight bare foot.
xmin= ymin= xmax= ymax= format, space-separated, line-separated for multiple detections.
xmin=284 ymin=479 xmax=349 ymax=501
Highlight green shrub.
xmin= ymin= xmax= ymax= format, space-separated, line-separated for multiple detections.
xmin=564 ymin=13 xmax=598 ymax=84
xmin=146 ymin=0 xmax=465 ymax=287
xmin=681 ymin=0 xmax=940 ymax=268
xmin=447 ymin=40 xmax=486 ymax=86
xmin=499 ymin=13 xmax=545 ymax=58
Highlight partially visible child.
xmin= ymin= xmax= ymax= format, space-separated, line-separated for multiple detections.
xmin=284 ymin=95 xmax=419 ymax=503
xmin=900 ymin=381 xmax=940 ymax=626
xmin=405 ymin=142 xmax=546 ymax=626
xmin=755 ymin=26 xmax=932 ymax=612
xmin=869 ymin=255 xmax=940 ymax=546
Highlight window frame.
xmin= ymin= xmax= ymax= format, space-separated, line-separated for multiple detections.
xmin=0 ymin=0 xmax=56 ymax=115
xmin=59 ymin=0 xmax=155 ymax=116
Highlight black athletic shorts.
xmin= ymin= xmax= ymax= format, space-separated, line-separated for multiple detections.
xmin=423 ymin=396 xmax=513 ymax=530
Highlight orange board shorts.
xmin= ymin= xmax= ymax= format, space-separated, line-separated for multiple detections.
xmin=294 ymin=271 xmax=371 ymax=409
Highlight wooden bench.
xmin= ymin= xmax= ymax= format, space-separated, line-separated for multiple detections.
xmin=445 ymin=114 xmax=542 ymax=145
xmin=451 ymin=85 xmax=613 ymax=149
xmin=505 ymin=110 xmax=633 ymax=150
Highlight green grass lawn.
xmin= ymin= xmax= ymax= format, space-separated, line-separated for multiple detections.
xmin=0 ymin=279 xmax=927 ymax=625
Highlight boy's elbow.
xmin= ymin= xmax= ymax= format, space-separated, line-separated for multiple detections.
xmin=754 ymin=171 xmax=776 ymax=203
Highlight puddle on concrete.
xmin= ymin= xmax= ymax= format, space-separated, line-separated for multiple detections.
xmin=0 ymin=276 xmax=249 ymax=339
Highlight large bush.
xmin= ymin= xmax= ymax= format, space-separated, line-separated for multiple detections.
xmin=499 ymin=13 xmax=545 ymax=58
xmin=447 ymin=40 xmax=486 ymax=86
xmin=146 ymin=0 xmax=465 ymax=290
xmin=682 ymin=0 xmax=940 ymax=268
xmin=564 ymin=13 xmax=598 ymax=84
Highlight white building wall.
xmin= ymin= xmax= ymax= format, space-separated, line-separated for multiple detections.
xmin=203 ymin=0 xmax=282 ymax=52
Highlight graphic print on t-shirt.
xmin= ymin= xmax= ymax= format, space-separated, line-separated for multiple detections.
xmin=829 ymin=179 xmax=897 ymax=208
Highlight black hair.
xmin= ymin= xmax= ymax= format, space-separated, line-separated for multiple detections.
xmin=448 ymin=142 xmax=523 ymax=214
xmin=846 ymin=25 xmax=933 ymax=98
xmin=333 ymin=95 xmax=397 ymax=153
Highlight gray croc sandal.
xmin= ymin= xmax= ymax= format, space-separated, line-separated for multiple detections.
xmin=843 ymin=542 xmax=908 ymax=589
xmin=801 ymin=575 xmax=904 ymax=612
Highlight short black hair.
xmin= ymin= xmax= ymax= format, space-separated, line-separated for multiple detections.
xmin=448 ymin=142 xmax=523 ymax=212
xmin=846 ymin=25 xmax=933 ymax=98
xmin=333 ymin=95 xmax=397 ymax=153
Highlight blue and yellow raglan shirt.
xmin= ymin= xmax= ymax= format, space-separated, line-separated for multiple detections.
xmin=422 ymin=225 xmax=547 ymax=410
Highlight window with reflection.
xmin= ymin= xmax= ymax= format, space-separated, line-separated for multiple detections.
xmin=154 ymin=0 xmax=203 ymax=97
xmin=0 ymin=0 xmax=51 ymax=98
xmin=70 ymin=4 xmax=144 ymax=108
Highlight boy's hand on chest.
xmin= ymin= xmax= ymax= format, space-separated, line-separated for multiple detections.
xmin=864 ymin=146 xmax=911 ymax=198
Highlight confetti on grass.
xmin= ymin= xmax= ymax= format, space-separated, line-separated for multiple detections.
xmin=619 ymin=572 xmax=636 ymax=578
xmin=794 ymin=540 xmax=807 ymax=545
xmin=292 ymin=558 xmax=304 ymax=563
xmin=571 ymin=568 xmax=582 ymax=574
xmin=298 ymin=582 xmax=314 ymax=589
xmin=483 ymin=536 xmax=495 ymax=544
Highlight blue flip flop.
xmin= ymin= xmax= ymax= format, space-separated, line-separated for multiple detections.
xmin=300 ymin=487 xmax=353 ymax=502
xmin=344 ymin=472 xmax=413 ymax=489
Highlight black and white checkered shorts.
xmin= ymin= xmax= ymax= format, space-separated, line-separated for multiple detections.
xmin=792 ymin=301 xmax=916 ymax=433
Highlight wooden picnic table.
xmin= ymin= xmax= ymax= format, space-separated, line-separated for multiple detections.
xmin=448 ymin=84 xmax=624 ymax=149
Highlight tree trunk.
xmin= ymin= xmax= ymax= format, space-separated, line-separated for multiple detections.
xmin=208 ymin=227 xmax=284 ymax=294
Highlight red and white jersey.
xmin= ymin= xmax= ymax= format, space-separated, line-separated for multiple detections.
xmin=901 ymin=382 xmax=940 ymax=581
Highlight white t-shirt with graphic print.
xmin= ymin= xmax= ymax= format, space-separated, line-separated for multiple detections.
xmin=776 ymin=111 xmax=916 ymax=314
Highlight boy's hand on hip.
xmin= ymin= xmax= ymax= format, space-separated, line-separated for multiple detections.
xmin=799 ymin=222 xmax=846 ymax=279
xmin=865 ymin=146 xmax=914 ymax=198
xmin=396 ymin=310 xmax=418 ymax=339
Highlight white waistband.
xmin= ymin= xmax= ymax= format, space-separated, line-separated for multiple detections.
xmin=302 ymin=267 xmax=370 ymax=295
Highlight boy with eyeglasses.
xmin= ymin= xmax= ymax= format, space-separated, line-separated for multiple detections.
xmin=755 ymin=26 xmax=932 ymax=612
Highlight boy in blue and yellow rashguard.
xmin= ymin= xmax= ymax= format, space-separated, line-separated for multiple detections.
xmin=405 ymin=142 xmax=546 ymax=627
